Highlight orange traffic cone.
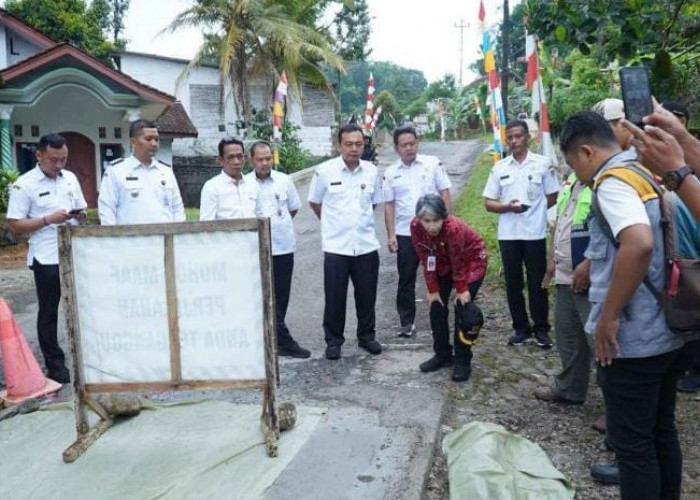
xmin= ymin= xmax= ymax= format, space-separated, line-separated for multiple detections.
xmin=0 ymin=297 xmax=62 ymax=405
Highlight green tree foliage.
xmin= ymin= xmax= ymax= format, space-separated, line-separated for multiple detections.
xmin=165 ymin=0 xmax=344 ymax=124
xmin=526 ymin=0 xmax=700 ymax=125
xmin=5 ymin=0 xmax=119 ymax=62
xmin=250 ymin=112 xmax=310 ymax=172
xmin=0 ymin=170 xmax=20 ymax=214
xmin=373 ymin=89 xmax=401 ymax=129
xmin=5 ymin=0 xmax=130 ymax=64
xmin=339 ymin=61 xmax=428 ymax=119
xmin=332 ymin=0 xmax=372 ymax=61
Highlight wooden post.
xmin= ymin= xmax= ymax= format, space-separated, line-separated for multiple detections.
xmin=258 ymin=218 xmax=279 ymax=456
xmin=164 ymin=233 xmax=182 ymax=382
xmin=58 ymin=227 xmax=90 ymax=436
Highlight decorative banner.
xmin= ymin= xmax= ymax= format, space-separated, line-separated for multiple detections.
xmin=479 ymin=5 xmax=506 ymax=161
xmin=363 ymin=72 xmax=375 ymax=131
xmin=272 ymin=71 xmax=288 ymax=169
xmin=370 ymin=105 xmax=382 ymax=131
xmin=437 ymin=99 xmax=446 ymax=142
xmin=525 ymin=34 xmax=557 ymax=167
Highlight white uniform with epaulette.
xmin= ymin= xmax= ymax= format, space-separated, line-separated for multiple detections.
xmin=7 ymin=165 xmax=87 ymax=266
xmin=98 ymin=156 xmax=185 ymax=225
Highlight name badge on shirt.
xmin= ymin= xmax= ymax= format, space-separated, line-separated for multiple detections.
xmin=38 ymin=191 xmax=50 ymax=197
xmin=427 ymin=255 xmax=436 ymax=272
xmin=328 ymin=181 xmax=344 ymax=193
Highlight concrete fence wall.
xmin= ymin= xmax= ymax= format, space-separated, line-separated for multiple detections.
xmin=172 ymin=162 xmax=220 ymax=209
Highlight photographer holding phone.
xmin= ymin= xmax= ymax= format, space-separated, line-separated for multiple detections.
xmin=6 ymin=133 xmax=87 ymax=384
xmin=483 ymin=120 xmax=559 ymax=348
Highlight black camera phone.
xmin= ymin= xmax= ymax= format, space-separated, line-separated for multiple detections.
xmin=620 ymin=67 xmax=652 ymax=127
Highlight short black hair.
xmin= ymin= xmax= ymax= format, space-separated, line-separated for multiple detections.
xmin=662 ymin=100 xmax=690 ymax=121
xmin=218 ymin=137 xmax=244 ymax=158
xmin=559 ymin=111 xmax=618 ymax=154
xmin=505 ymin=119 xmax=528 ymax=134
xmin=129 ymin=119 xmax=158 ymax=138
xmin=337 ymin=123 xmax=364 ymax=143
xmin=393 ymin=125 xmax=418 ymax=145
xmin=249 ymin=140 xmax=272 ymax=157
xmin=38 ymin=133 xmax=66 ymax=151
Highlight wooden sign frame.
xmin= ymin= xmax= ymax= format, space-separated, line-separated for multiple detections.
xmin=58 ymin=219 xmax=279 ymax=462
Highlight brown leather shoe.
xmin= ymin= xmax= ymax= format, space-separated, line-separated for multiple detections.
xmin=533 ymin=388 xmax=583 ymax=404
xmin=592 ymin=414 xmax=606 ymax=434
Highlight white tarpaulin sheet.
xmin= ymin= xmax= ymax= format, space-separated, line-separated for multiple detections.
xmin=0 ymin=400 xmax=324 ymax=500
xmin=71 ymin=230 xmax=266 ymax=383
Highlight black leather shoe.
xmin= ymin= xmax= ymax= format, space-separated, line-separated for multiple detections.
xmin=48 ymin=368 xmax=70 ymax=384
xmin=278 ymin=342 xmax=311 ymax=359
xmin=452 ymin=362 xmax=472 ymax=382
xmin=358 ymin=339 xmax=382 ymax=355
xmin=325 ymin=345 xmax=341 ymax=360
xmin=590 ymin=461 xmax=619 ymax=484
xmin=419 ymin=355 xmax=454 ymax=373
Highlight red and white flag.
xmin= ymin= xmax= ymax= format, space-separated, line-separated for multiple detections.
xmin=364 ymin=72 xmax=375 ymax=131
xmin=525 ymin=34 xmax=556 ymax=167
xmin=371 ymin=105 xmax=382 ymax=130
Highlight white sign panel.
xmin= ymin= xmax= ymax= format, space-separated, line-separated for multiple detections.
xmin=175 ymin=231 xmax=265 ymax=380
xmin=71 ymin=230 xmax=266 ymax=384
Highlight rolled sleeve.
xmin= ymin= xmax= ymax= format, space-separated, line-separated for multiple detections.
xmin=435 ymin=162 xmax=452 ymax=191
xmin=482 ymin=169 xmax=501 ymax=200
xmin=199 ymin=182 xmax=217 ymax=221
xmin=286 ymin=178 xmax=301 ymax=212
xmin=307 ymin=171 xmax=325 ymax=204
xmin=6 ymin=185 xmax=30 ymax=220
xmin=97 ymin=172 xmax=117 ymax=225
xmin=597 ymin=178 xmax=651 ymax=238
xmin=382 ymin=173 xmax=395 ymax=202
xmin=544 ymin=167 xmax=560 ymax=195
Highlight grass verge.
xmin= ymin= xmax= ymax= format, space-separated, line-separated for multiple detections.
xmin=453 ymin=151 xmax=502 ymax=286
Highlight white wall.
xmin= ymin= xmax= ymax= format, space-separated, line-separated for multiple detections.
xmin=5 ymin=27 xmax=42 ymax=67
xmin=10 ymin=85 xmax=130 ymax=191
xmin=120 ymin=53 xmax=334 ymax=158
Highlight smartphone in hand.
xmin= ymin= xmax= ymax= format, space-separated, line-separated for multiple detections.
xmin=620 ymin=67 xmax=653 ymax=127
xmin=517 ymin=204 xmax=531 ymax=213
xmin=69 ymin=208 xmax=84 ymax=215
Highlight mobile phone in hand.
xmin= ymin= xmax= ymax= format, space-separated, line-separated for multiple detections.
xmin=518 ymin=204 xmax=530 ymax=213
xmin=620 ymin=67 xmax=652 ymax=127
xmin=69 ymin=208 xmax=84 ymax=215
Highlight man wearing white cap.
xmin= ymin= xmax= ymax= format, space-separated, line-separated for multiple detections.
xmin=592 ymin=98 xmax=635 ymax=157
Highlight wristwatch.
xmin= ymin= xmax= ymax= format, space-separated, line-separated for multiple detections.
xmin=662 ymin=165 xmax=694 ymax=191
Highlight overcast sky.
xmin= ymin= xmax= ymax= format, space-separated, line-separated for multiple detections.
xmin=123 ymin=0 xmax=503 ymax=84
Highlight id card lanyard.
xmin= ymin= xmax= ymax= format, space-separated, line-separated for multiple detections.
xmin=418 ymin=242 xmax=437 ymax=272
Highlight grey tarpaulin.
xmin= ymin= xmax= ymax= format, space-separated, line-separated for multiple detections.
xmin=443 ymin=421 xmax=575 ymax=500
xmin=0 ymin=400 xmax=324 ymax=500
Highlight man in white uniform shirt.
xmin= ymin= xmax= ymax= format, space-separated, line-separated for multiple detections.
xmin=99 ymin=120 xmax=185 ymax=225
xmin=245 ymin=141 xmax=310 ymax=358
xmin=308 ymin=123 xmax=383 ymax=360
xmin=200 ymin=137 xmax=260 ymax=221
xmin=7 ymin=133 xmax=88 ymax=383
xmin=483 ymin=120 xmax=559 ymax=348
xmin=384 ymin=125 xmax=452 ymax=337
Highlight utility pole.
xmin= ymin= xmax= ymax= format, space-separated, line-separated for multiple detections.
xmin=455 ymin=20 xmax=469 ymax=86
xmin=501 ymin=0 xmax=510 ymax=119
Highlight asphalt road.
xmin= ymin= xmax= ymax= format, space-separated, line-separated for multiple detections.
xmin=288 ymin=139 xmax=486 ymax=356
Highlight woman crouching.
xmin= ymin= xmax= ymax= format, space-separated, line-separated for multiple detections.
xmin=411 ymin=194 xmax=488 ymax=382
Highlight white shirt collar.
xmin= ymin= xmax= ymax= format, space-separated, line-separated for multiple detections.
xmin=508 ymin=151 xmax=534 ymax=167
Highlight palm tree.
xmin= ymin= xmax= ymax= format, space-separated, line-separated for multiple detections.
xmin=164 ymin=0 xmax=345 ymax=125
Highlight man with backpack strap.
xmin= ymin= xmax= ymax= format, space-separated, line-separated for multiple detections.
xmin=560 ymin=111 xmax=696 ymax=500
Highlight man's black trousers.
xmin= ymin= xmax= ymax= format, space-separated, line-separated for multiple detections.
xmin=498 ymin=239 xmax=550 ymax=335
xmin=272 ymin=253 xmax=295 ymax=347
xmin=430 ymin=274 xmax=482 ymax=359
xmin=599 ymin=340 xmax=696 ymax=500
xmin=31 ymin=259 xmax=67 ymax=377
xmin=323 ymin=251 xmax=379 ymax=347
xmin=396 ymin=235 xmax=419 ymax=327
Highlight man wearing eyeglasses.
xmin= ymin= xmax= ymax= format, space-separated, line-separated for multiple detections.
xmin=7 ymin=133 xmax=88 ymax=383
xmin=199 ymin=137 xmax=261 ymax=221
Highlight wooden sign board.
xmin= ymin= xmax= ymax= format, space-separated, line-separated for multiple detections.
xmin=58 ymin=219 xmax=279 ymax=462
